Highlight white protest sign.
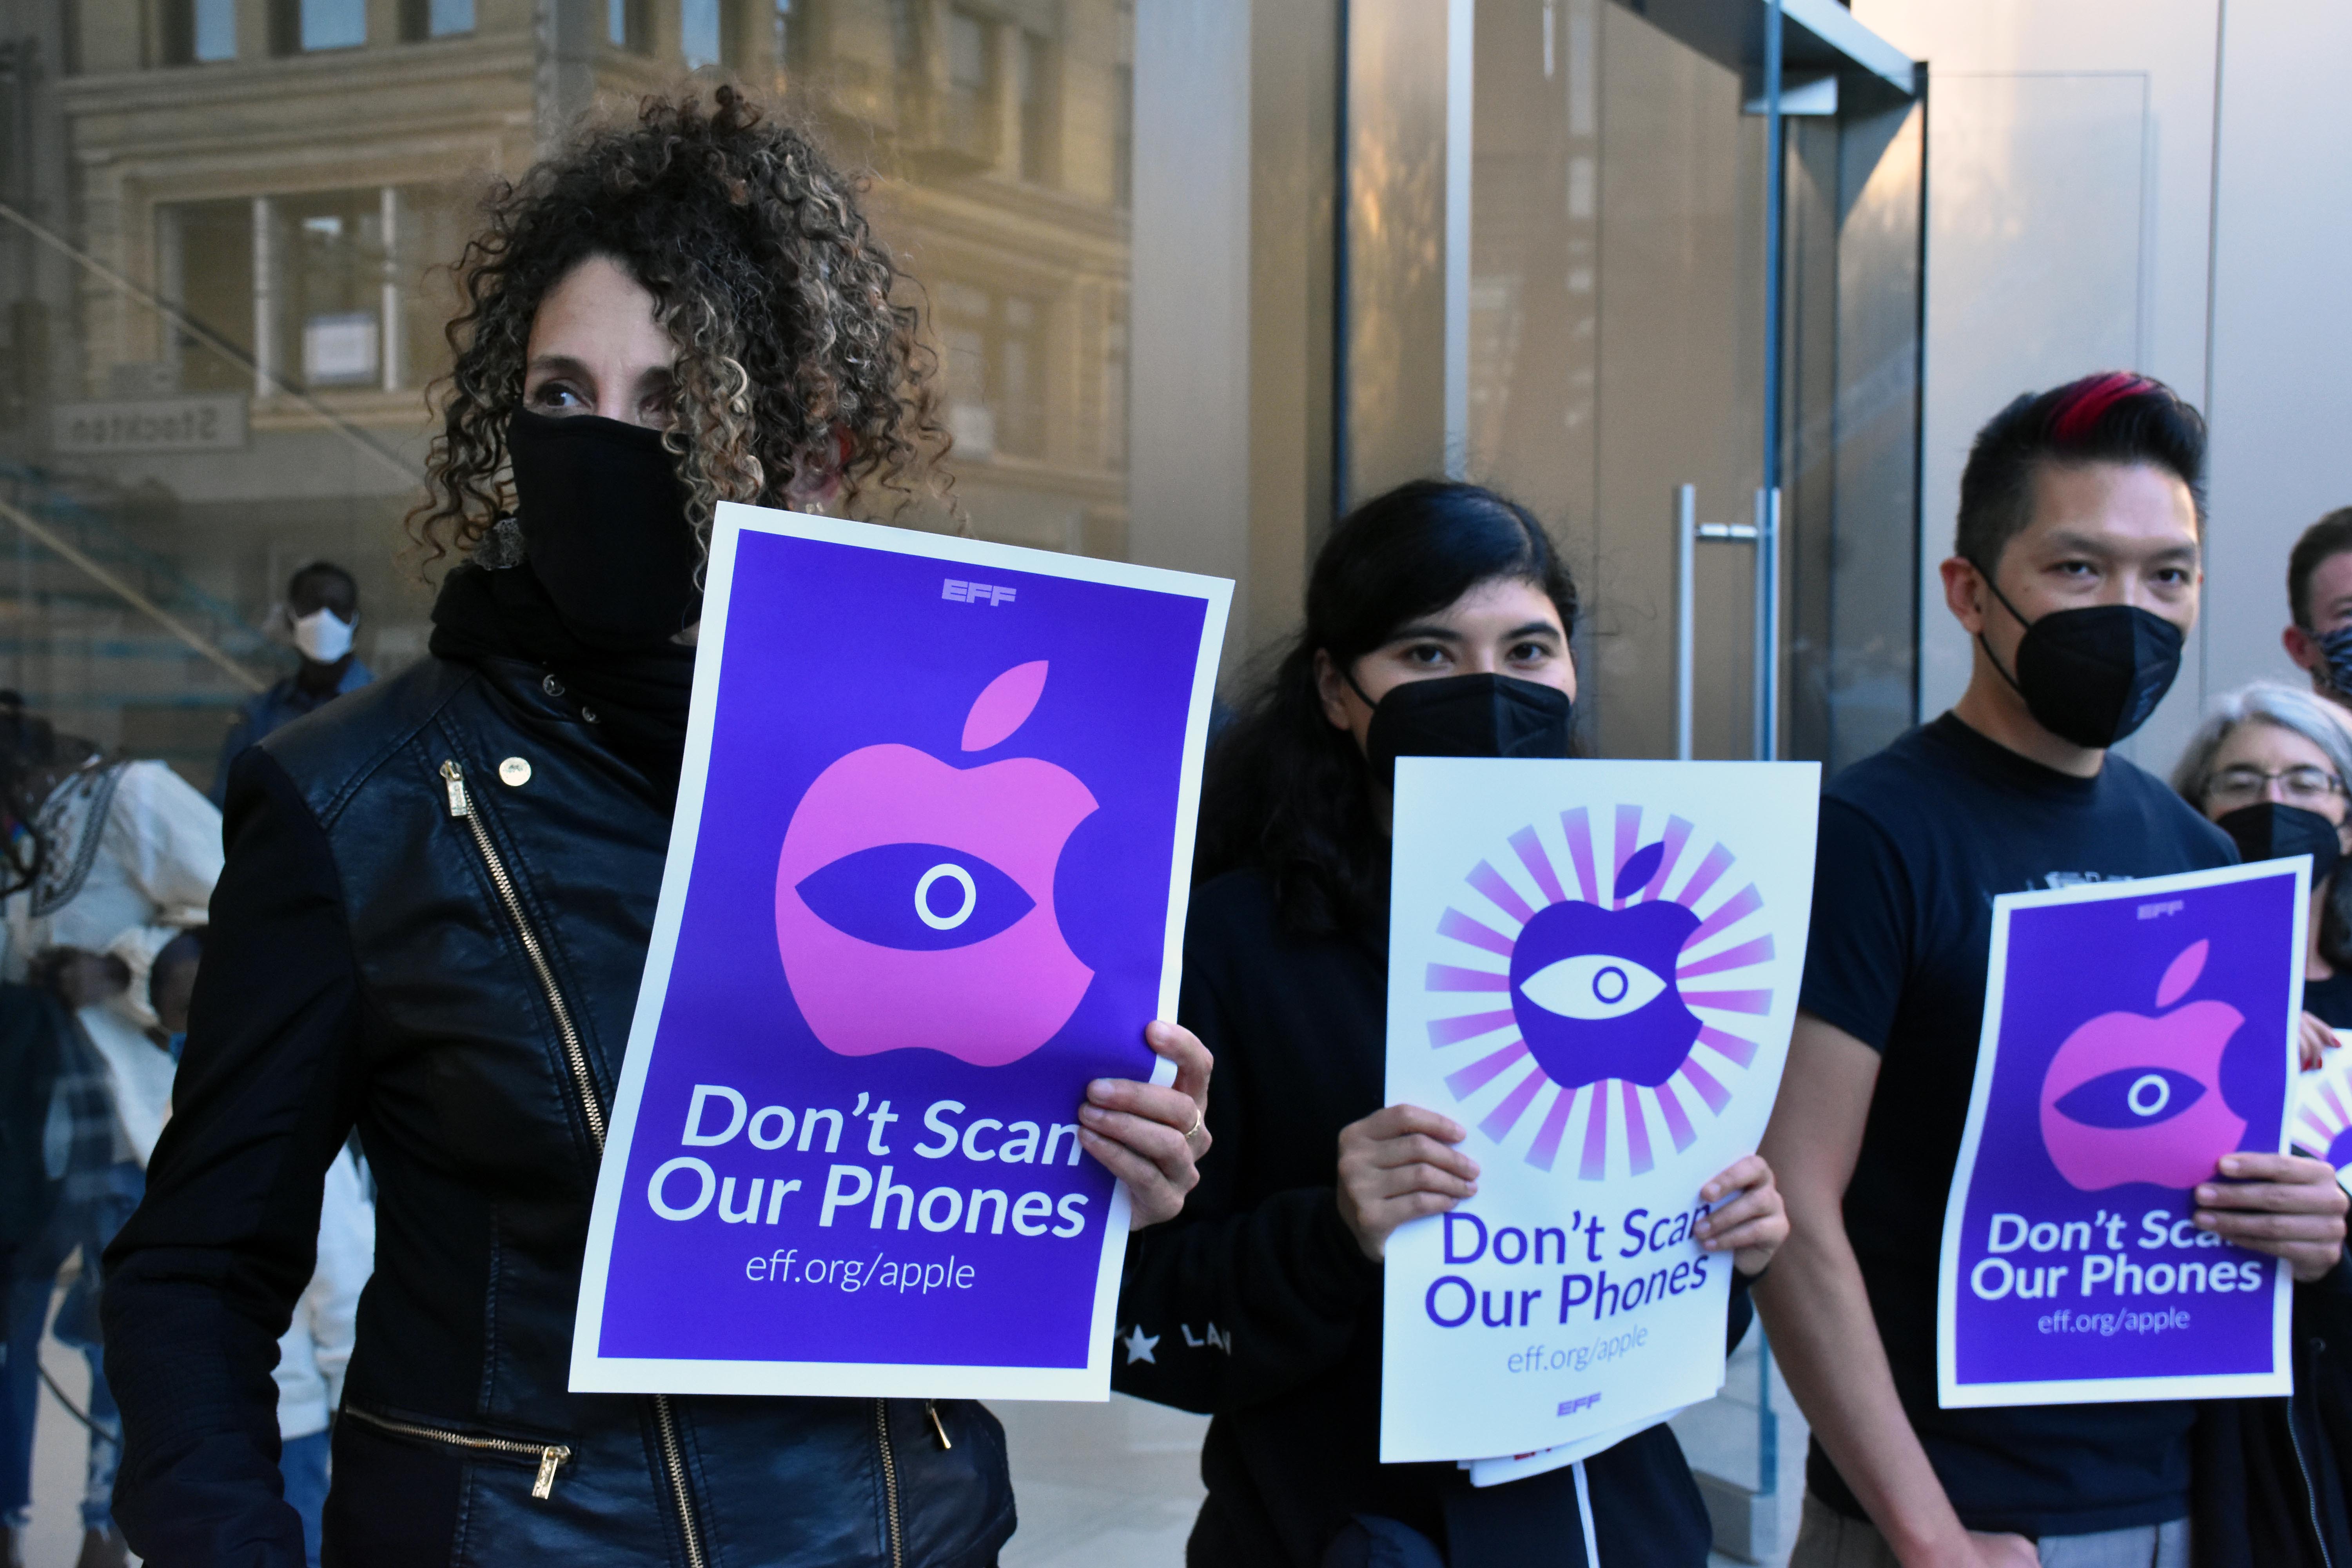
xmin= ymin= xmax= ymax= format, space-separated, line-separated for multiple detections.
xmin=1461 ymin=1403 xmax=1695 ymax=1488
xmin=2291 ymin=1029 xmax=2352 ymax=1200
xmin=1380 ymin=757 xmax=1820 ymax=1464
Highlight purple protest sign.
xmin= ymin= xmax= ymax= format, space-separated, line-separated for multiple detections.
xmin=1937 ymin=861 xmax=2305 ymax=1408
xmin=572 ymin=502 xmax=1229 ymax=1400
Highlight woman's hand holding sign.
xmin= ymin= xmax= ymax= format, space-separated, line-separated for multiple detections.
xmin=2192 ymin=1152 xmax=2348 ymax=1281
xmin=1078 ymin=1020 xmax=1213 ymax=1230
xmin=1336 ymin=1105 xmax=1481 ymax=1261
xmin=1692 ymin=1154 xmax=1790 ymax=1278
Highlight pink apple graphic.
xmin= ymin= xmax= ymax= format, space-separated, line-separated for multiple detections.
xmin=775 ymin=660 xmax=1098 ymax=1066
xmin=2038 ymin=938 xmax=2248 ymax=1191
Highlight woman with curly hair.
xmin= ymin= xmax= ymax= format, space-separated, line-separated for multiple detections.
xmin=102 ymin=88 xmax=1211 ymax=1567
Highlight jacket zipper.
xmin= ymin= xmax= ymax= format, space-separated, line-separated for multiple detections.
xmin=343 ymin=1405 xmax=571 ymax=1500
xmin=440 ymin=761 xmax=604 ymax=1148
xmin=440 ymin=760 xmax=706 ymax=1568
xmin=876 ymin=1401 xmax=905 ymax=1568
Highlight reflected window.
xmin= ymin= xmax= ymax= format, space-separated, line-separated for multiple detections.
xmin=162 ymin=0 xmax=238 ymax=64
xmin=1016 ymin=31 xmax=1055 ymax=184
xmin=609 ymin=0 xmax=648 ymax=52
xmin=775 ymin=0 xmax=809 ymax=73
xmin=944 ymin=9 xmax=993 ymax=161
xmin=682 ymin=0 xmax=719 ymax=67
xmin=399 ymin=0 xmax=475 ymax=41
xmin=157 ymin=186 xmax=458 ymax=398
xmin=156 ymin=201 xmax=256 ymax=392
xmin=284 ymin=199 xmax=385 ymax=388
xmin=276 ymin=0 xmax=365 ymax=52
xmin=682 ymin=0 xmax=748 ymax=67
xmin=936 ymin=281 xmax=1044 ymax=463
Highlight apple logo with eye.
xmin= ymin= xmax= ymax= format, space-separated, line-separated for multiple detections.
xmin=774 ymin=660 xmax=1098 ymax=1067
xmin=1509 ymin=841 xmax=1705 ymax=1089
xmin=2038 ymin=937 xmax=2249 ymax=1191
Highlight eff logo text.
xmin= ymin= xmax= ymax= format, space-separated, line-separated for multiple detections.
xmin=943 ymin=579 xmax=1017 ymax=606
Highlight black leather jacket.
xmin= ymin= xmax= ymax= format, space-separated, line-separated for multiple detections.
xmin=105 ymin=654 xmax=1017 ymax=1566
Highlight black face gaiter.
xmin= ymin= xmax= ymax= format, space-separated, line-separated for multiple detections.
xmin=1979 ymin=576 xmax=2184 ymax=748
xmin=508 ymin=407 xmax=701 ymax=648
xmin=1357 ymin=673 xmax=1574 ymax=788
xmin=2216 ymin=802 xmax=2345 ymax=883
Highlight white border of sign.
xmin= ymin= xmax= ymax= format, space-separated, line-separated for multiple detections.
xmin=1936 ymin=858 xmax=2305 ymax=1409
xmin=569 ymin=501 xmax=1232 ymax=1400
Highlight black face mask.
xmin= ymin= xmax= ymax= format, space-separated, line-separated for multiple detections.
xmin=1355 ymin=672 xmax=1575 ymax=788
xmin=1979 ymin=576 xmax=2183 ymax=749
xmin=2215 ymin=802 xmax=2345 ymax=883
xmin=508 ymin=407 xmax=701 ymax=648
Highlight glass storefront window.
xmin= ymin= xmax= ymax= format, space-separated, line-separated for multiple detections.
xmin=0 ymin=0 xmax=1920 ymax=1552
xmin=2 ymin=0 xmax=1134 ymax=786
xmin=1340 ymin=4 xmax=1921 ymax=1553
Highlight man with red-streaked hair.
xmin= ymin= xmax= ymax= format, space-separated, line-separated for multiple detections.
xmin=1759 ymin=372 xmax=2349 ymax=1568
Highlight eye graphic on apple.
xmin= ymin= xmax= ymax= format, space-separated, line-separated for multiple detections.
xmin=775 ymin=660 xmax=1098 ymax=1067
xmin=1425 ymin=808 xmax=1775 ymax=1180
xmin=1510 ymin=842 xmax=1705 ymax=1090
xmin=2038 ymin=938 xmax=2248 ymax=1192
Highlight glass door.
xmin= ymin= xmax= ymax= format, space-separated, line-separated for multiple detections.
xmin=1341 ymin=1 xmax=1924 ymax=1555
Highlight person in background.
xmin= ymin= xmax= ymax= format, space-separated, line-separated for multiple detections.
xmin=210 ymin=562 xmax=372 ymax=806
xmin=2282 ymin=508 xmax=2352 ymax=715
xmin=0 ymin=695 xmax=221 ymax=1568
xmin=1118 ymin=480 xmax=1788 ymax=1568
xmin=146 ymin=931 xmax=200 ymax=1063
xmin=2171 ymin=684 xmax=2352 ymax=1039
xmin=149 ymin=931 xmax=372 ymax=1568
xmin=2168 ymin=682 xmax=2352 ymax=1567
xmin=1760 ymin=373 xmax=2348 ymax=1568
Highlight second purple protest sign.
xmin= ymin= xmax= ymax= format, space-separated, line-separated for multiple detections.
xmin=572 ymin=502 xmax=1229 ymax=1400
xmin=1938 ymin=860 xmax=2305 ymax=1407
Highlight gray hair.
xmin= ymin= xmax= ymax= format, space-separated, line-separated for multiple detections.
xmin=2172 ymin=681 xmax=2352 ymax=969
xmin=2171 ymin=682 xmax=2352 ymax=804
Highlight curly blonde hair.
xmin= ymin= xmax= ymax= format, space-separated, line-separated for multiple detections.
xmin=407 ymin=87 xmax=947 ymax=572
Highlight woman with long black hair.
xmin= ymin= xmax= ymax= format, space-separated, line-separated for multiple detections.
xmin=1115 ymin=479 xmax=1787 ymax=1567
xmin=102 ymin=89 xmax=1210 ymax=1567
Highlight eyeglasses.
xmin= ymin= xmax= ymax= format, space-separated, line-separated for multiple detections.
xmin=2207 ymin=764 xmax=2346 ymax=808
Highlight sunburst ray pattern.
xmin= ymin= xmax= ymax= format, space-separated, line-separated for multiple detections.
xmin=2293 ymin=1054 xmax=2352 ymax=1173
xmin=1422 ymin=804 xmax=1776 ymax=1179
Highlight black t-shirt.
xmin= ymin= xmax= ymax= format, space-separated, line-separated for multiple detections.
xmin=1798 ymin=713 xmax=2237 ymax=1539
xmin=2304 ymin=972 xmax=2352 ymax=1031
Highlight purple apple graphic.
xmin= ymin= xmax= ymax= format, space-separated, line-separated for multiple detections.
xmin=1509 ymin=841 xmax=1704 ymax=1089
xmin=2038 ymin=937 xmax=2248 ymax=1191
xmin=774 ymin=660 xmax=1098 ymax=1067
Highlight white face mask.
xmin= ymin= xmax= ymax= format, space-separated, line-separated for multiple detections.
xmin=292 ymin=608 xmax=355 ymax=664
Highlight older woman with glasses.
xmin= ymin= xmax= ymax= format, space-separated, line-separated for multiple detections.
xmin=2173 ymin=682 xmax=2352 ymax=1056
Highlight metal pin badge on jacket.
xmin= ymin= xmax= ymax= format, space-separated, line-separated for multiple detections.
xmin=498 ymin=757 xmax=532 ymax=787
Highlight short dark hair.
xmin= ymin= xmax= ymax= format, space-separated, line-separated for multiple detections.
xmin=287 ymin=561 xmax=357 ymax=606
xmin=2287 ymin=508 xmax=2352 ymax=628
xmin=1195 ymin=479 xmax=1580 ymax=936
xmin=1955 ymin=372 xmax=2207 ymax=572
